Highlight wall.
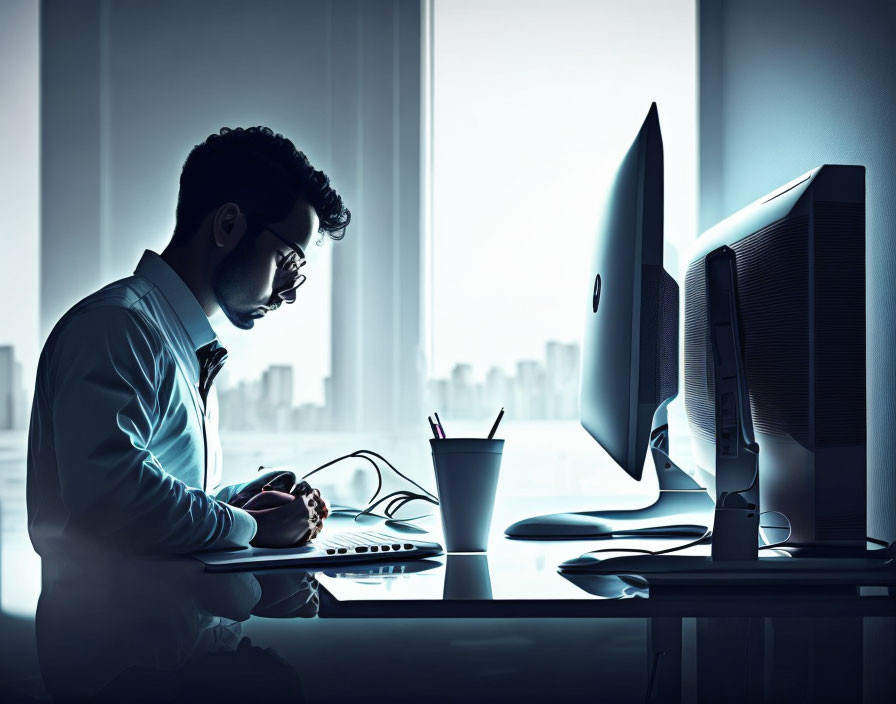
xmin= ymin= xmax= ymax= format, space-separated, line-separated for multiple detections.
xmin=698 ymin=0 xmax=896 ymax=540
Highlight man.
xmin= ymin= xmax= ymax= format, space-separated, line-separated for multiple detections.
xmin=27 ymin=126 xmax=350 ymax=554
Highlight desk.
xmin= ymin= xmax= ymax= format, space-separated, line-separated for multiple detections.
xmin=315 ymin=513 xmax=896 ymax=618
xmin=305 ymin=515 xmax=896 ymax=702
xmin=5 ymin=420 xmax=894 ymax=702
xmin=12 ymin=513 xmax=896 ymax=704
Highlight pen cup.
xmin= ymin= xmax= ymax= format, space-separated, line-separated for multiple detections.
xmin=430 ymin=438 xmax=504 ymax=553
xmin=443 ymin=554 xmax=493 ymax=600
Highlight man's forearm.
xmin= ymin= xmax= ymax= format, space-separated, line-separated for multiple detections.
xmin=210 ymin=503 xmax=258 ymax=549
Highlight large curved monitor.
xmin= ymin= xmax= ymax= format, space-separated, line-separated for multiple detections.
xmin=505 ymin=104 xmax=707 ymax=541
xmin=579 ymin=102 xmax=678 ymax=480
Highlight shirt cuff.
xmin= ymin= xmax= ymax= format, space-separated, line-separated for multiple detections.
xmin=212 ymin=482 xmax=241 ymax=505
xmin=214 ymin=503 xmax=258 ymax=549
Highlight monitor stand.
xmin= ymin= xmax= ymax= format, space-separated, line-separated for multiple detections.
xmin=504 ymin=425 xmax=714 ymax=540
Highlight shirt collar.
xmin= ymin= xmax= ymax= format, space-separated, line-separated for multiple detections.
xmin=134 ymin=250 xmax=217 ymax=351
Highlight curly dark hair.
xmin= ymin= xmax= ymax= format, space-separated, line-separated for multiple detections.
xmin=171 ymin=126 xmax=350 ymax=246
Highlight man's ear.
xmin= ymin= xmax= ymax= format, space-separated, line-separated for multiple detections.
xmin=212 ymin=203 xmax=246 ymax=249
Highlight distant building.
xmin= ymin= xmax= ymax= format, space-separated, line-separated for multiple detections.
xmin=219 ymin=378 xmax=263 ymax=431
xmin=449 ymin=363 xmax=477 ymax=418
xmin=546 ymin=341 xmax=579 ymax=419
xmin=424 ymin=340 xmax=580 ymax=421
xmin=323 ymin=376 xmax=334 ymax=429
xmin=0 ymin=347 xmax=15 ymax=430
xmin=292 ymin=403 xmax=326 ymax=431
xmin=260 ymin=365 xmax=293 ymax=431
xmin=219 ymin=363 xmax=331 ymax=432
xmin=262 ymin=365 xmax=294 ymax=409
xmin=12 ymin=360 xmax=28 ymax=430
xmin=514 ymin=360 xmax=546 ymax=420
xmin=483 ymin=366 xmax=510 ymax=418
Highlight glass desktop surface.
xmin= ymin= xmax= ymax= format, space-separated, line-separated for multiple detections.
xmin=317 ymin=546 xmax=642 ymax=603
xmin=314 ymin=512 xmax=650 ymax=605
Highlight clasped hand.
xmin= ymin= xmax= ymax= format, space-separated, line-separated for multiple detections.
xmin=227 ymin=469 xmax=329 ymax=548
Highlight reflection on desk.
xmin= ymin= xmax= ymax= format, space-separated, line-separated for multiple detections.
xmin=36 ymin=544 xmax=317 ymax=702
xmin=13 ymin=532 xmax=896 ymax=704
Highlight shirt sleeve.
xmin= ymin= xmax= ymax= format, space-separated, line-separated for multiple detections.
xmin=50 ymin=306 xmax=256 ymax=553
xmin=213 ymin=483 xmax=243 ymax=505
xmin=215 ymin=504 xmax=257 ymax=549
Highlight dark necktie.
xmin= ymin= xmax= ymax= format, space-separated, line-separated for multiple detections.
xmin=196 ymin=341 xmax=228 ymax=407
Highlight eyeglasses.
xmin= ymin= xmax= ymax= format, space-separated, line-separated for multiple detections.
xmin=261 ymin=225 xmax=307 ymax=291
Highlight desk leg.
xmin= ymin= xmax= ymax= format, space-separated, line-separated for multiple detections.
xmin=695 ymin=617 xmax=763 ymax=704
xmin=765 ymin=616 xmax=862 ymax=702
xmin=646 ymin=617 xmax=682 ymax=703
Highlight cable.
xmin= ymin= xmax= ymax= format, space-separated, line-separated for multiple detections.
xmin=385 ymin=495 xmax=408 ymax=517
xmin=580 ymin=509 xmax=790 ymax=560
xmin=352 ymin=450 xmax=438 ymax=501
xmin=583 ymin=519 xmax=886 ymax=561
xmin=353 ymin=490 xmax=438 ymax=522
xmin=290 ymin=449 xmax=440 ymax=523
xmin=299 ymin=451 xmax=384 ymax=504
xmin=581 ymin=530 xmax=714 ymax=559
xmin=758 ymin=510 xmax=792 ymax=547
xmin=298 ymin=449 xmax=439 ymax=505
xmin=385 ymin=495 xmax=438 ymax=520
xmin=386 ymin=494 xmax=433 ymax=518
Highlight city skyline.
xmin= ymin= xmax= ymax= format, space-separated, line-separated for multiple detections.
xmin=217 ymin=339 xmax=581 ymax=432
xmin=0 ymin=339 xmax=583 ymax=434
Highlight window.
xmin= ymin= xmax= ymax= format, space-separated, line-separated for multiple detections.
xmin=0 ymin=0 xmax=39 ymax=617
xmin=428 ymin=0 xmax=697 ymax=425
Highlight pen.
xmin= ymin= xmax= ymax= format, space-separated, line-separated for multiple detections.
xmin=487 ymin=407 xmax=504 ymax=439
xmin=428 ymin=415 xmax=440 ymax=439
xmin=434 ymin=412 xmax=447 ymax=438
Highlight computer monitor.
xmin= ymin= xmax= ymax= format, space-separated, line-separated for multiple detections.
xmin=578 ymin=102 xmax=677 ymax=480
xmin=559 ymin=164 xmax=874 ymax=577
xmin=684 ymin=165 xmax=867 ymax=548
xmin=506 ymin=103 xmax=714 ymax=540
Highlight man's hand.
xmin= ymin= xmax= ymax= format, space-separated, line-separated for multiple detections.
xmin=307 ymin=486 xmax=329 ymax=527
xmin=223 ymin=468 xmax=329 ymax=547
xmin=245 ymin=496 xmax=315 ymax=548
xmin=251 ymin=571 xmax=320 ymax=618
xmin=244 ymin=484 xmax=328 ymax=548
xmin=227 ymin=469 xmax=296 ymax=509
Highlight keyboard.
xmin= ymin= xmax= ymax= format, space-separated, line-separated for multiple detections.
xmin=194 ymin=530 xmax=443 ymax=572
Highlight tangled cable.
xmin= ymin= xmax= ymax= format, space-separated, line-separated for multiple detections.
xmin=298 ymin=449 xmax=438 ymax=522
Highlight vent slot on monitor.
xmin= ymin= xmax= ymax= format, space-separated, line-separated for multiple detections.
xmin=685 ymin=215 xmax=811 ymax=447
xmin=814 ymin=201 xmax=865 ymax=448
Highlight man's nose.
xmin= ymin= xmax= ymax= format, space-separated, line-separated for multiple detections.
xmin=276 ymin=284 xmax=298 ymax=304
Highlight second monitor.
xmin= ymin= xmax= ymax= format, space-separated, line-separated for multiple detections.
xmin=506 ymin=103 xmax=713 ymax=540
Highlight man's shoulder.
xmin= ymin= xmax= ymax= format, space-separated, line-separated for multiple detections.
xmin=68 ymin=274 xmax=156 ymax=314
xmin=46 ymin=275 xmax=164 ymax=350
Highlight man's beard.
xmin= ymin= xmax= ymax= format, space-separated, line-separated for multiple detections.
xmin=212 ymin=234 xmax=263 ymax=330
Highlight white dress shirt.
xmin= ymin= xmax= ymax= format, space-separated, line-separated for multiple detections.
xmin=27 ymin=250 xmax=257 ymax=554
